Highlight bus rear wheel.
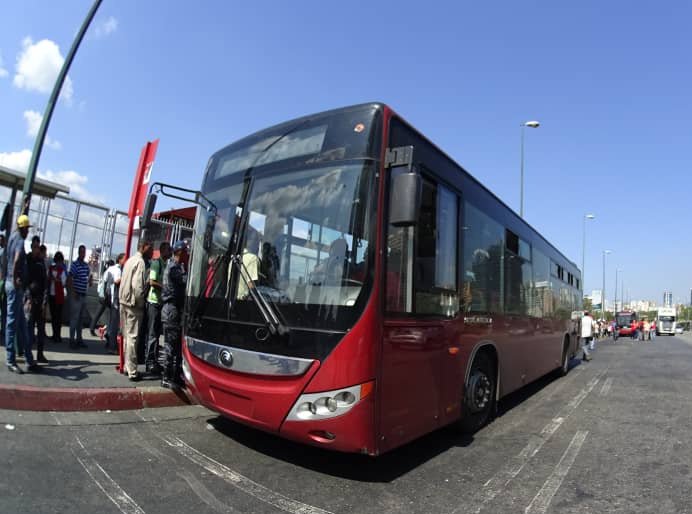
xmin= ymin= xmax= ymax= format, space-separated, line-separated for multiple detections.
xmin=457 ymin=352 xmax=496 ymax=433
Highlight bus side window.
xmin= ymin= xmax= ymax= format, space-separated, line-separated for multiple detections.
xmin=385 ymin=177 xmax=459 ymax=317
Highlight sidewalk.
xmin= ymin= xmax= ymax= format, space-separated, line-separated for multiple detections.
xmin=0 ymin=326 xmax=195 ymax=412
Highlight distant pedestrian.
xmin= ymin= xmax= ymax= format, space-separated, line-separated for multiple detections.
xmin=650 ymin=321 xmax=657 ymax=340
xmin=581 ymin=311 xmax=596 ymax=361
xmin=160 ymin=241 xmax=187 ymax=389
xmin=48 ymin=252 xmax=67 ymax=342
xmin=26 ymin=237 xmax=48 ymax=363
xmin=611 ymin=320 xmax=619 ymax=341
xmin=119 ymin=240 xmax=153 ymax=381
xmin=67 ymin=245 xmax=92 ymax=349
xmin=91 ymin=260 xmax=114 ymax=337
xmin=145 ymin=241 xmax=171 ymax=376
xmin=631 ymin=320 xmax=638 ymax=340
xmin=104 ymin=254 xmax=125 ymax=354
xmin=4 ymin=215 xmax=40 ymax=374
xmin=643 ymin=320 xmax=651 ymax=341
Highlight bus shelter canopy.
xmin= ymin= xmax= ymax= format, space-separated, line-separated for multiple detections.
xmin=0 ymin=164 xmax=70 ymax=199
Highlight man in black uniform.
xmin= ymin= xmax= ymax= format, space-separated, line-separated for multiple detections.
xmin=160 ymin=240 xmax=187 ymax=389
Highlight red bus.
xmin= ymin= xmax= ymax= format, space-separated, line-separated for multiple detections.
xmin=180 ymin=103 xmax=582 ymax=455
xmin=615 ymin=310 xmax=638 ymax=337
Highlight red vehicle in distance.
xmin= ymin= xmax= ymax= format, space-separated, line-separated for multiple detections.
xmin=615 ymin=311 xmax=638 ymax=337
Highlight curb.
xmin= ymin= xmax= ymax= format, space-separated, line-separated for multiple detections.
xmin=0 ymin=384 xmax=196 ymax=412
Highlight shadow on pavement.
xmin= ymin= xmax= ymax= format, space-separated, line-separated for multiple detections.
xmin=207 ymin=414 xmax=474 ymax=483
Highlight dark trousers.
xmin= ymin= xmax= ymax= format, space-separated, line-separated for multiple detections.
xmin=107 ymin=305 xmax=120 ymax=350
xmin=27 ymin=300 xmax=45 ymax=355
xmin=145 ymin=302 xmax=162 ymax=368
xmin=160 ymin=303 xmax=181 ymax=380
xmin=90 ymin=299 xmax=108 ymax=331
xmin=48 ymin=296 xmax=64 ymax=340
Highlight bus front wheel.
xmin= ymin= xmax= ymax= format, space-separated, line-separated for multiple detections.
xmin=457 ymin=352 xmax=496 ymax=433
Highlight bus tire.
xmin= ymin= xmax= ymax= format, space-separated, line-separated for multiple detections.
xmin=558 ymin=340 xmax=570 ymax=377
xmin=457 ymin=351 xmax=496 ymax=433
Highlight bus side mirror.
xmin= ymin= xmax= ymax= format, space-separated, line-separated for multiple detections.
xmin=141 ymin=193 xmax=157 ymax=229
xmin=203 ymin=209 xmax=216 ymax=251
xmin=389 ymin=171 xmax=422 ymax=227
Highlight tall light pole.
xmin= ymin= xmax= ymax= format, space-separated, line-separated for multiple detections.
xmin=614 ymin=268 xmax=622 ymax=312
xmin=520 ymin=120 xmax=540 ymax=218
xmin=602 ymin=249 xmax=612 ymax=320
xmin=581 ymin=213 xmax=596 ymax=294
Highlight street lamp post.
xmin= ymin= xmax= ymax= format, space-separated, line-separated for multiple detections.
xmin=602 ymin=250 xmax=612 ymax=320
xmin=581 ymin=213 xmax=596 ymax=293
xmin=614 ymin=269 xmax=622 ymax=312
xmin=520 ymin=120 xmax=540 ymax=218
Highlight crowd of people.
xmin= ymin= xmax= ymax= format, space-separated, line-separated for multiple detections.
xmin=1 ymin=214 xmax=188 ymax=390
xmin=580 ymin=311 xmax=657 ymax=361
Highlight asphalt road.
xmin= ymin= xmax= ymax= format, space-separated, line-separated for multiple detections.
xmin=3 ymin=333 xmax=692 ymax=514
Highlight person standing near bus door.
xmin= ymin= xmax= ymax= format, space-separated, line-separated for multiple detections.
xmin=119 ymin=240 xmax=153 ymax=381
xmin=145 ymin=241 xmax=171 ymax=376
xmin=160 ymin=241 xmax=187 ymax=389
xmin=581 ymin=311 xmax=595 ymax=361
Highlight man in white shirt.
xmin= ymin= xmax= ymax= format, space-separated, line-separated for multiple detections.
xmin=581 ymin=311 xmax=596 ymax=361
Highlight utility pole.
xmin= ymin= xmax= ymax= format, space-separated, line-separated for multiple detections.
xmin=21 ymin=0 xmax=103 ymax=215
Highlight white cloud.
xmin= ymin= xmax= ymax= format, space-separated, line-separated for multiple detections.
xmin=0 ymin=149 xmax=32 ymax=172
xmin=0 ymin=50 xmax=8 ymax=78
xmin=0 ymin=149 xmax=103 ymax=204
xmin=38 ymin=169 xmax=104 ymax=204
xmin=13 ymin=37 xmax=73 ymax=102
xmin=23 ymin=110 xmax=62 ymax=150
xmin=94 ymin=16 xmax=118 ymax=38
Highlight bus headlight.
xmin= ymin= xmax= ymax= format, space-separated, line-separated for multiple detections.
xmin=181 ymin=355 xmax=195 ymax=387
xmin=287 ymin=381 xmax=374 ymax=421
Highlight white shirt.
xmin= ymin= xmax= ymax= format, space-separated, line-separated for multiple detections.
xmin=581 ymin=315 xmax=595 ymax=338
xmin=105 ymin=264 xmax=122 ymax=305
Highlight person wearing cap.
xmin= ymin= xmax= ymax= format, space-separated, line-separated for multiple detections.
xmin=4 ymin=214 xmax=39 ymax=373
xmin=159 ymin=240 xmax=188 ymax=389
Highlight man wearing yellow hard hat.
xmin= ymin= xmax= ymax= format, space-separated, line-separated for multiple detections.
xmin=5 ymin=214 xmax=40 ymax=373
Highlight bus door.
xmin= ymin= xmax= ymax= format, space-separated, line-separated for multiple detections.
xmin=380 ymin=175 xmax=462 ymax=450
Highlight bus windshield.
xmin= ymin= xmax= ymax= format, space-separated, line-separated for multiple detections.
xmin=188 ymin=161 xmax=377 ymax=333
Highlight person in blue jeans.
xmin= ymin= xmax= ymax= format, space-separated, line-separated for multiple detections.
xmin=5 ymin=215 xmax=39 ymax=374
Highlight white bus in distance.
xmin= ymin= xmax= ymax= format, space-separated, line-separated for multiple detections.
xmin=657 ymin=307 xmax=676 ymax=336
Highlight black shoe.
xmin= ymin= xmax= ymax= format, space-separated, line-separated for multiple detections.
xmin=146 ymin=363 xmax=163 ymax=376
xmin=90 ymin=329 xmax=98 ymax=337
xmin=7 ymin=363 xmax=24 ymax=374
xmin=161 ymin=377 xmax=181 ymax=391
xmin=36 ymin=354 xmax=49 ymax=364
xmin=128 ymin=372 xmax=141 ymax=382
xmin=26 ymin=363 xmax=41 ymax=373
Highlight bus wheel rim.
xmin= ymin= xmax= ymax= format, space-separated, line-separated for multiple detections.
xmin=467 ymin=371 xmax=492 ymax=413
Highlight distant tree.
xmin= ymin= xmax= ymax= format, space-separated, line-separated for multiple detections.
xmin=583 ymin=297 xmax=593 ymax=312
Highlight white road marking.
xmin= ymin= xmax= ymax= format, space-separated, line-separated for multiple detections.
xmin=600 ymin=377 xmax=613 ymax=396
xmin=73 ymin=436 xmax=146 ymax=514
xmin=524 ymin=430 xmax=589 ymax=514
xmin=51 ymin=412 xmax=63 ymax=425
xmin=455 ymin=369 xmax=607 ymax=514
xmin=162 ymin=435 xmax=334 ymax=514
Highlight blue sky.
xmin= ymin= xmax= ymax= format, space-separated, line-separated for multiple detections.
xmin=1 ymin=0 xmax=691 ymax=303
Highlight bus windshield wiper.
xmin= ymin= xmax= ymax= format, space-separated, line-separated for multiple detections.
xmin=230 ymin=254 xmax=289 ymax=336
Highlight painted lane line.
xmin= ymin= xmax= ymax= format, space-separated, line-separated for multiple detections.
xmin=487 ymin=366 xmax=585 ymax=438
xmin=73 ymin=437 xmax=146 ymax=514
xmin=455 ymin=369 xmax=606 ymax=514
xmin=524 ymin=430 xmax=589 ymax=514
xmin=163 ymin=435 xmax=334 ymax=514
xmin=600 ymin=377 xmax=613 ymax=396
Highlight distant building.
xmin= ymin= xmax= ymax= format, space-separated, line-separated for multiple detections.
xmin=663 ymin=291 xmax=673 ymax=308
